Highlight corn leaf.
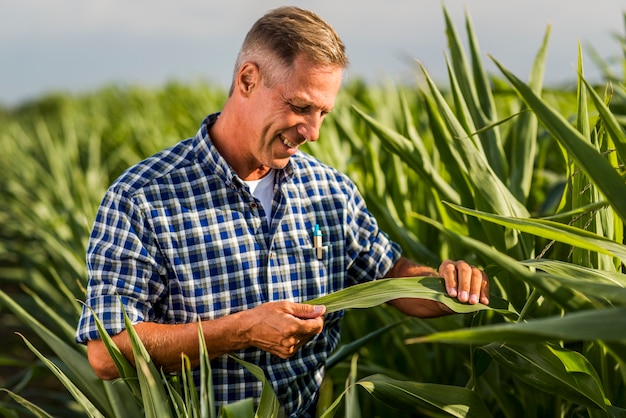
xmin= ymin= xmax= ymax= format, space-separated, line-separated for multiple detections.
xmin=491 ymin=56 xmax=626 ymax=223
xmin=16 ymin=334 xmax=106 ymax=418
xmin=358 ymin=374 xmax=493 ymax=418
xmin=445 ymin=6 xmax=507 ymax=180
xmin=509 ymin=25 xmax=549 ymax=202
xmin=481 ymin=342 xmax=608 ymax=410
xmin=325 ymin=320 xmax=407 ymax=370
xmin=352 ymin=106 xmax=459 ymax=204
xmin=406 ymin=307 xmax=626 ymax=345
xmin=0 ymin=290 xmax=117 ymax=417
xmin=220 ymin=399 xmax=254 ymax=418
xmin=122 ymin=308 xmax=173 ymax=418
xmin=521 ymin=259 xmax=626 ymax=287
xmin=580 ymin=78 xmax=626 ymax=166
xmin=446 ymin=202 xmax=626 ymax=264
xmin=0 ymin=389 xmax=55 ymax=418
xmin=304 ymin=276 xmax=516 ymax=317
xmin=412 ymin=213 xmax=597 ymax=311
xmin=344 ymin=355 xmax=361 ymax=418
xmin=197 ymin=321 xmax=216 ymax=418
xmin=230 ymin=355 xmax=279 ymax=418
xmin=87 ymin=304 xmax=141 ymax=398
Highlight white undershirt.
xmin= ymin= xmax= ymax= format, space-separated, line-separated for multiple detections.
xmin=243 ymin=169 xmax=276 ymax=222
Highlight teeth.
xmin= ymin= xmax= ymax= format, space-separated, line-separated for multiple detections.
xmin=281 ymin=134 xmax=298 ymax=148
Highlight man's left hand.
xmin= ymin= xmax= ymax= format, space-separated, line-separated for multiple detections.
xmin=439 ymin=259 xmax=489 ymax=305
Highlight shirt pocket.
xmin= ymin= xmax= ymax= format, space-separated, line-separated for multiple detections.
xmin=268 ymin=244 xmax=334 ymax=302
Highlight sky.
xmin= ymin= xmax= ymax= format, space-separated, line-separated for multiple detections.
xmin=1 ymin=0 xmax=625 ymax=106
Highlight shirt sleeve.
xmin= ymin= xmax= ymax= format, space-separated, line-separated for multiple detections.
xmin=344 ymin=182 xmax=402 ymax=286
xmin=75 ymin=186 xmax=166 ymax=344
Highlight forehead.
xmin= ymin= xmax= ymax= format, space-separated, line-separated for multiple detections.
xmin=278 ymin=56 xmax=343 ymax=109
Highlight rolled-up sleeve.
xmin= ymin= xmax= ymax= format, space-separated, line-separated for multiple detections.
xmin=75 ymin=186 xmax=166 ymax=344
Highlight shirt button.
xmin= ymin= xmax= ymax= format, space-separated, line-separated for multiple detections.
xmin=271 ymin=355 xmax=280 ymax=364
xmin=250 ymin=202 xmax=258 ymax=209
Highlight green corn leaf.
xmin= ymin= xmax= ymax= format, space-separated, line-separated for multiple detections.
xmin=446 ymin=202 xmax=626 ymax=264
xmin=230 ymin=355 xmax=280 ymax=418
xmin=0 ymin=388 xmax=55 ymax=418
xmin=521 ymin=259 xmax=626 ymax=287
xmin=352 ymin=105 xmax=459 ymax=204
xmin=16 ymin=333 xmax=106 ymax=418
xmin=0 ymin=290 xmax=118 ymax=417
xmin=580 ymin=78 xmax=626 ymax=165
xmin=406 ymin=307 xmax=626 ymax=345
xmin=86 ymin=304 xmax=141 ymax=397
xmin=181 ymin=355 xmax=199 ymax=417
xmin=491 ymin=55 xmax=626 ymax=224
xmin=412 ymin=213 xmax=598 ymax=311
xmin=197 ymin=321 xmax=216 ymax=418
xmin=420 ymin=61 xmax=533 ymax=257
xmin=122 ymin=308 xmax=173 ymax=418
xmin=161 ymin=372 xmax=187 ymax=418
xmin=518 ymin=260 xmax=626 ymax=306
xmin=344 ymin=354 xmax=361 ymax=418
xmin=481 ymin=342 xmax=608 ymax=410
xmin=315 ymin=374 xmax=335 ymax=417
xmin=304 ymin=276 xmax=516 ymax=317
xmin=325 ymin=320 xmax=407 ymax=370
xmin=509 ymin=24 xmax=550 ymax=202
xmin=444 ymin=5 xmax=508 ymax=181
xmin=357 ymin=374 xmax=493 ymax=418
xmin=87 ymin=304 xmax=146 ymax=417
xmin=220 ymin=399 xmax=255 ymax=418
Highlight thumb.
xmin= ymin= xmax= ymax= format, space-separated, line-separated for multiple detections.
xmin=291 ymin=303 xmax=326 ymax=319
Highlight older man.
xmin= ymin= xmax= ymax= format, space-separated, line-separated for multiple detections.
xmin=76 ymin=6 xmax=489 ymax=417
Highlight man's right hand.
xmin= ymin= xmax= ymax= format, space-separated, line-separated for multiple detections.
xmin=87 ymin=301 xmax=326 ymax=380
xmin=243 ymin=301 xmax=326 ymax=359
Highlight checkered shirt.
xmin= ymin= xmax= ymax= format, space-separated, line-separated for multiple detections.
xmin=75 ymin=113 xmax=401 ymax=417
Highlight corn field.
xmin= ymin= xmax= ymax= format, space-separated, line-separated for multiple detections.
xmin=1 ymin=7 xmax=626 ymax=418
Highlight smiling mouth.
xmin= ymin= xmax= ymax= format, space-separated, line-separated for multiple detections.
xmin=280 ymin=133 xmax=305 ymax=149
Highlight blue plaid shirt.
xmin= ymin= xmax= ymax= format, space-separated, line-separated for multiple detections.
xmin=76 ymin=113 xmax=401 ymax=417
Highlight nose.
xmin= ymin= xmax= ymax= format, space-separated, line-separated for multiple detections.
xmin=296 ymin=114 xmax=323 ymax=142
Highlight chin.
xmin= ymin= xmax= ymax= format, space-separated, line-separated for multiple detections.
xmin=268 ymin=157 xmax=291 ymax=169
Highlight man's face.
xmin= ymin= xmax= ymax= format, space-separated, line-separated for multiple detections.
xmin=242 ymin=54 xmax=343 ymax=177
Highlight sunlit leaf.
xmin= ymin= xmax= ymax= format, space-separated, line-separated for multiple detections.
xmin=481 ymin=342 xmax=608 ymax=410
xmin=358 ymin=374 xmax=493 ymax=418
xmin=230 ymin=355 xmax=280 ymax=418
xmin=406 ymin=307 xmax=626 ymax=345
xmin=305 ymin=276 xmax=515 ymax=317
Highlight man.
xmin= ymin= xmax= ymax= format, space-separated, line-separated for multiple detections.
xmin=75 ymin=6 xmax=489 ymax=417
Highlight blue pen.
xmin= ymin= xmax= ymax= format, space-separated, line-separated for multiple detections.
xmin=313 ymin=224 xmax=323 ymax=259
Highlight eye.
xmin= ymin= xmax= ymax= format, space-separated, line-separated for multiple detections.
xmin=289 ymin=103 xmax=309 ymax=114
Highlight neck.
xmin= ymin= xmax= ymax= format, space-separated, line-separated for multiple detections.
xmin=209 ymin=108 xmax=270 ymax=181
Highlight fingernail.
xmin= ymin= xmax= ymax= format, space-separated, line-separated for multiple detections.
xmin=313 ymin=305 xmax=326 ymax=314
xmin=469 ymin=294 xmax=479 ymax=304
xmin=448 ymin=287 xmax=457 ymax=297
xmin=460 ymin=291 xmax=468 ymax=301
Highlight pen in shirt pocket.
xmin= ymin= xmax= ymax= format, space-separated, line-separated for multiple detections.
xmin=313 ymin=224 xmax=323 ymax=260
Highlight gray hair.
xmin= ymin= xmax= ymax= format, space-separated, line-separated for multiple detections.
xmin=230 ymin=6 xmax=348 ymax=94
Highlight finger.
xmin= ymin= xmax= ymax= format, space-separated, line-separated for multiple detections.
xmin=454 ymin=262 xmax=472 ymax=303
xmin=280 ymin=336 xmax=300 ymax=348
xmin=290 ymin=303 xmax=326 ymax=319
xmin=480 ymin=271 xmax=490 ymax=305
xmin=439 ymin=260 xmax=458 ymax=297
xmin=468 ymin=267 xmax=483 ymax=305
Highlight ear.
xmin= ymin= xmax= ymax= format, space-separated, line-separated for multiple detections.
xmin=236 ymin=62 xmax=260 ymax=97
